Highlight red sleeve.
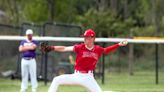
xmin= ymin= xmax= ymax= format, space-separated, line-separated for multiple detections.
xmin=103 ymin=44 xmax=120 ymax=54
xmin=73 ymin=44 xmax=80 ymax=53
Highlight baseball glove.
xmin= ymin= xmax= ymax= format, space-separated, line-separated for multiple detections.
xmin=40 ymin=42 xmax=54 ymax=52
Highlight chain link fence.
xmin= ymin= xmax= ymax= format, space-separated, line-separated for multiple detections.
xmin=0 ymin=23 xmax=83 ymax=82
xmin=0 ymin=24 xmax=21 ymax=78
xmin=43 ymin=22 xmax=82 ymax=82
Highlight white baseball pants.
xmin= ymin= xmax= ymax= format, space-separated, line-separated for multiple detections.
xmin=21 ymin=58 xmax=38 ymax=92
xmin=48 ymin=72 xmax=102 ymax=92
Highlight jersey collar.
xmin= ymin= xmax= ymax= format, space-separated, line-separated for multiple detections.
xmin=85 ymin=45 xmax=94 ymax=51
xmin=26 ymin=39 xmax=32 ymax=42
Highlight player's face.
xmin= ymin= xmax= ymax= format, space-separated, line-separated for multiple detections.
xmin=84 ymin=36 xmax=95 ymax=45
xmin=27 ymin=34 xmax=33 ymax=41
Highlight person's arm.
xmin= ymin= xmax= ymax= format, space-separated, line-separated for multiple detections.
xmin=103 ymin=44 xmax=120 ymax=54
xmin=104 ymin=40 xmax=128 ymax=54
xmin=68 ymin=55 xmax=74 ymax=64
xmin=19 ymin=44 xmax=37 ymax=52
xmin=51 ymin=46 xmax=74 ymax=52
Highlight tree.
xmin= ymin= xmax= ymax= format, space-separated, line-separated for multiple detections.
xmin=22 ymin=0 xmax=49 ymax=23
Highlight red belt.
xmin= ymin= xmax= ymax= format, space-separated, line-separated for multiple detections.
xmin=75 ymin=70 xmax=93 ymax=73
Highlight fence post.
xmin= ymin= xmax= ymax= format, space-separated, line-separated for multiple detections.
xmin=155 ymin=43 xmax=159 ymax=84
xmin=102 ymin=43 xmax=105 ymax=84
xmin=128 ymin=30 xmax=134 ymax=75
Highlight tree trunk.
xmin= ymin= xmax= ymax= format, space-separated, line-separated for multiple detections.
xmin=95 ymin=0 xmax=109 ymax=11
xmin=123 ymin=0 xmax=128 ymax=19
xmin=123 ymin=0 xmax=134 ymax=75
xmin=13 ymin=0 xmax=19 ymax=24
xmin=110 ymin=0 xmax=117 ymax=15
xmin=47 ymin=0 xmax=55 ymax=22
xmin=152 ymin=0 xmax=161 ymax=36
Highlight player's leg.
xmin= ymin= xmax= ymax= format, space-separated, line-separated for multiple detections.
xmin=48 ymin=74 xmax=79 ymax=92
xmin=85 ymin=77 xmax=102 ymax=92
xmin=29 ymin=59 xmax=38 ymax=92
xmin=48 ymin=73 xmax=102 ymax=92
xmin=20 ymin=59 xmax=29 ymax=92
xmin=78 ymin=73 xmax=102 ymax=92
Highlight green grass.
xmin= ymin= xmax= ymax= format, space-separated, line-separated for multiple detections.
xmin=0 ymin=71 xmax=164 ymax=92
xmin=102 ymin=71 xmax=164 ymax=92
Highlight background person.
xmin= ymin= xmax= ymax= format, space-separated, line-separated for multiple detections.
xmin=19 ymin=29 xmax=38 ymax=92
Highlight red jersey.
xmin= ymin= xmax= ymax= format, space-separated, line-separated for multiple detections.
xmin=73 ymin=43 xmax=119 ymax=71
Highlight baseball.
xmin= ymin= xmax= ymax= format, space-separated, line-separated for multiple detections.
xmin=122 ymin=40 xmax=128 ymax=45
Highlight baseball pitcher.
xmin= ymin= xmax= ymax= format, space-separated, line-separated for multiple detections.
xmin=42 ymin=29 xmax=128 ymax=92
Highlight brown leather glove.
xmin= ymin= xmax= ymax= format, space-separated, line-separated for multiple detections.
xmin=40 ymin=42 xmax=54 ymax=52
xmin=44 ymin=46 xmax=54 ymax=52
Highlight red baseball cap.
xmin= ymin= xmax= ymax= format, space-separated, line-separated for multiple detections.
xmin=82 ymin=29 xmax=96 ymax=37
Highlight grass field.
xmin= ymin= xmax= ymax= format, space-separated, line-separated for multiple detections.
xmin=0 ymin=71 xmax=164 ymax=92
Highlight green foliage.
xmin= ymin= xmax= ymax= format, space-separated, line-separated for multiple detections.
xmin=132 ymin=26 xmax=156 ymax=37
xmin=1 ymin=0 xmax=164 ymax=35
xmin=22 ymin=0 xmax=49 ymax=23
xmin=53 ymin=0 xmax=77 ymax=23
xmin=76 ymin=9 xmax=136 ymax=37
xmin=54 ymin=0 xmax=94 ymax=23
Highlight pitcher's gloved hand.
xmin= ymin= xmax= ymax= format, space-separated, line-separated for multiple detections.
xmin=44 ymin=46 xmax=54 ymax=52
xmin=40 ymin=42 xmax=54 ymax=52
